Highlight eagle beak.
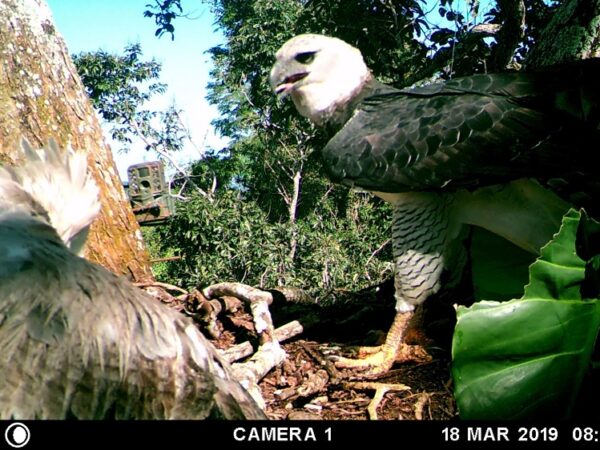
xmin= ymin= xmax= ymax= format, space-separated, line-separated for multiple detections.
xmin=273 ymin=72 xmax=309 ymax=97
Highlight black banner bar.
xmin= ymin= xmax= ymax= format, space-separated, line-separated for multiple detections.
xmin=1 ymin=421 xmax=599 ymax=449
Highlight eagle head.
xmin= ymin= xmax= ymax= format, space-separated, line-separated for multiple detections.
xmin=270 ymin=34 xmax=370 ymax=125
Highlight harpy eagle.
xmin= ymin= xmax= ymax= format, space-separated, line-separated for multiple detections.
xmin=0 ymin=140 xmax=265 ymax=419
xmin=270 ymin=34 xmax=600 ymax=375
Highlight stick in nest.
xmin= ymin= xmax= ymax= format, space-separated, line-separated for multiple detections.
xmin=343 ymin=381 xmax=411 ymax=420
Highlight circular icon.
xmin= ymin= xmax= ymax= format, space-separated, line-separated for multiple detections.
xmin=4 ymin=423 xmax=31 ymax=448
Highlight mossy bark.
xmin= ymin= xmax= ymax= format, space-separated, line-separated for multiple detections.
xmin=0 ymin=0 xmax=153 ymax=282
xmin=527 ymin=0 xmax=600 ymax=67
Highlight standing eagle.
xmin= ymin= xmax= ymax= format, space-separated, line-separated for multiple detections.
xmin=0 ymin=140 xmax=265 ymax=419
xmin=270 ymin=34 xmax=600 ymax=375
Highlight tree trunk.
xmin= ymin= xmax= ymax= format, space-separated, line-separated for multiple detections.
xmin=0 ymin=0 xmax=153 ymax=282
xmin=527 ymin=0 xmax=600 ymax=67
xmin=490 ymin=0 xmax=525 ymax=70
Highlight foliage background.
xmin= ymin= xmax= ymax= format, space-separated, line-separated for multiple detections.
xmin=131 ymin=0 xmax=557 ymax=295
xmin=75 ymin=0 xmax=599 ymax=419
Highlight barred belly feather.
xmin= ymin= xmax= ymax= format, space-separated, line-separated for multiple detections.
xmin=389 ymin=192 xmax=467 ymax=312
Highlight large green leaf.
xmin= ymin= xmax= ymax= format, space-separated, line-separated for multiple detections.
xmin=453 ymin=299 xmax=600 ymax=419
xmin=523 ymin=210 xmax=586 ymax=301
xmin=470 ymin=227 xmax=535 ymax=302
xmin=453 ymin=209 xmax=600 ymax=419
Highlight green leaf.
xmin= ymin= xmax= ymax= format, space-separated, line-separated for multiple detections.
xmin=470 ymin=227 xmax=535 ymax=301
xmin=453 ymin=209 xmax=600 ymax=419
xmin=453 ymin=299 xmax=600 ymax=419
xmin=577 ymin=210 xmax=600 ymax=298
xmin=523 ymin=209 xmax=586 ymax=301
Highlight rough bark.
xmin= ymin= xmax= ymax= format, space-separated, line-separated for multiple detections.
xmin=527 ymin=0 xmax=600 ymax=67
xmin=490 ymin=0 xmax=525 ymax=70
xmin=0 ymin=0 xmax=153 ymax=281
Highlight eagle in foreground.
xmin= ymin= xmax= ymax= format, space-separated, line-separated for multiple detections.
xmin=270 ymin=34 xmax=600 ymax=375
xmin=0 ymin=140 xmax=265 ymax=419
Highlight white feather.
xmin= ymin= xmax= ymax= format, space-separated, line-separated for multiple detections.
xmin=0 ymin=139 xmax=100 ymax=255
xmin=270 ymin=34 xmax=370 ymax=125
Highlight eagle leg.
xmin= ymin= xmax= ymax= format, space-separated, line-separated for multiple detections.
xmin=334 ymin=193 xmax=464 ymax=377
xmin=332 ymin=311 xmax=430 ymax=376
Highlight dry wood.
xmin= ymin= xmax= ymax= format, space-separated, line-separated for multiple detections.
xmin=232 ymin=341 xmax=287 ymax=410
xmin=301 ymin=342 xmax=342 ymax=383
xmin=297 ymin=369 xmax=329 ymax=397
xmin=287 ymin=411 xmax=322 ymax=420
xmin=249 ymin=298 xmax=277 ymax=345
xmin=134 ymin=281 xmax=188 ymax=294
xmin=273 ymin=386 xmax=297 ymax=401
xmin=203 ymin=282 xmax=304 ymax=408
xmin=203 ymin=282 xmax=315 ymax=305
xmin=270 ymin=286 xmax=314 ymax=304
xmin=203 ymin=282 xmax=293 ymax=347
xmin=221 ymin=295 xmax=244 ymax=312
xmin=273 ymin=369 xmax=328 ymax=402
xmin=203 ymin=282 xmax=274 ymax=305
xmin=221 ymin=320 xmax=304 ymax=363
xmin=414 ymin=392 xmax=432 ymax=420
xmin=343 ymin=381 xmax=411 ymax=420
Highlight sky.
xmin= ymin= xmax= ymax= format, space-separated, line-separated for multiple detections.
xmin=46 ymin=0 xmax=226 ymax=180
xmin=45 ymin=1 xmax=495 ymax=181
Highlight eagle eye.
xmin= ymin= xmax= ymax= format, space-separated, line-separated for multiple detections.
xmin=295 ymin=51 xmax=316 ymax=64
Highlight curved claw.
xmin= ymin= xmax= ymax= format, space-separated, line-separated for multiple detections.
xmin=333 ymin=348 xmax=397 ymax=377
xmin=333 ymin=344 xmax=431 ymax=376
xmin=332 ymin=311 xmax=431 ymax=376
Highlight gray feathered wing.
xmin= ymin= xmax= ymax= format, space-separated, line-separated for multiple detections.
xmin=322 ymin=61 xmax=600 ymax=194
xmin=0 ymin=225 xmax=265 ymax=419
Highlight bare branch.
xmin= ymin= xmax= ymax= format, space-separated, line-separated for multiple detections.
xmin=134 ymin=281 xmax=188 ymax=294
xmin=221 ymin=320 xmax=304 ymax=363
xmin=288 ymin=169 xmax=302 ymax=261
xmin=343 ymin=381 xmax=411 ymax=420
xmin=365 ymin=238 xmax=391 ymax=265
xmin=470 ymin=23 xmax=501 ymax=36
xmin=149 ymin=256 xmax=182 ymax=263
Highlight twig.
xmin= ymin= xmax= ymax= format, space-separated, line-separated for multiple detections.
xmin=296 ymin=370 xmax=329 ymax=397
xmin=204 ymin=281 xmax=287 ymax=409
xmin=300 ymin=342 xmax=342 ymax=383
xmin=203 ymin=282 xmax=274 ymax=305
xmin=221 ymin=320 xmax=304 ymax=363
xmin=364 ymin=238 xmax=391 ymax=269
xmin=150 ymin=256 xmax=182 ymax=263
xmin=133 ymin=281 xmax=188 ymax=295
xmin=414 ymin=392 xmax=432 ymax=420
xmin=343 ymin=381 xmax=411 ymax=420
